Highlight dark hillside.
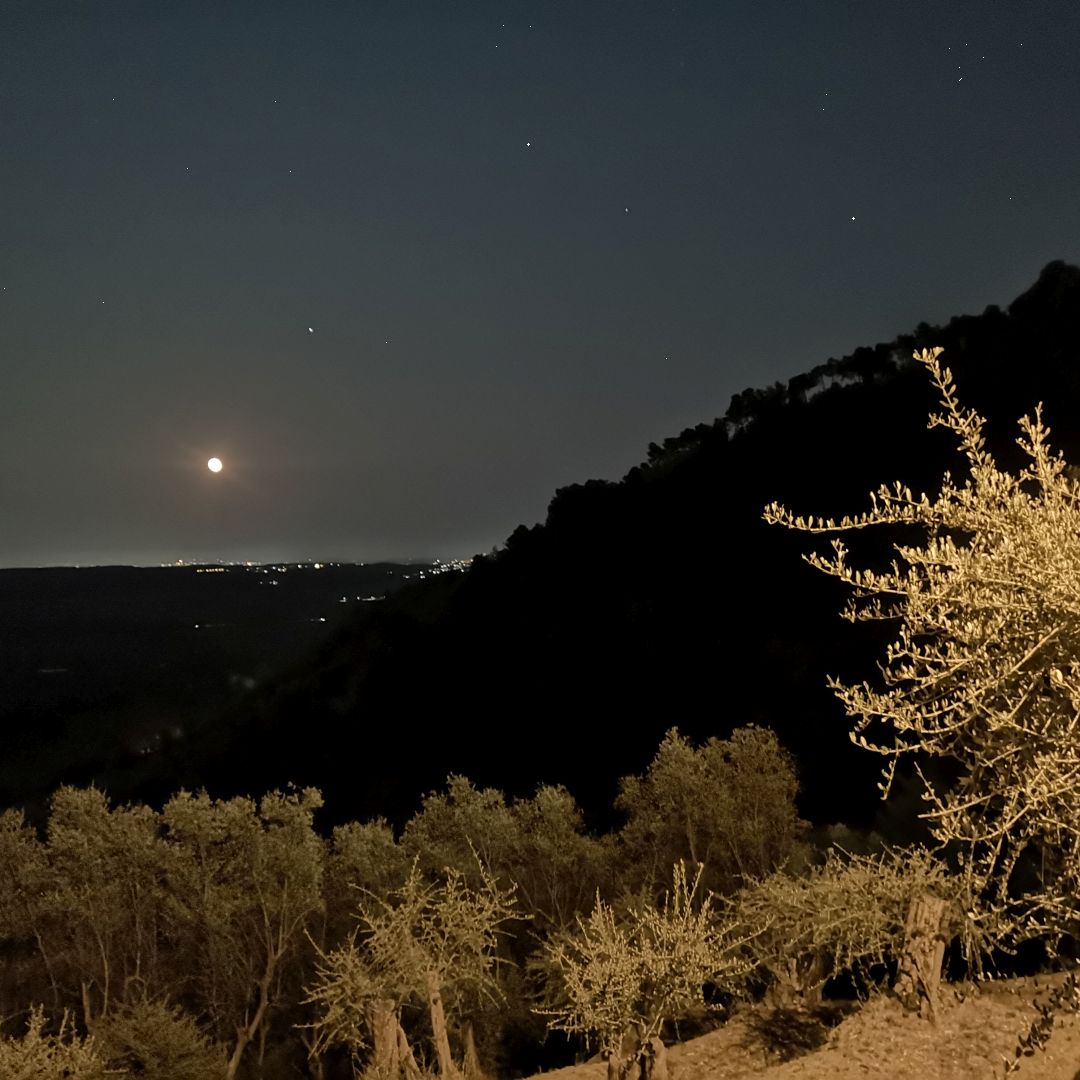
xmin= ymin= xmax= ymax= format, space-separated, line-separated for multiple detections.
xmin=117 ymin=261 xmax=1080 ymax=835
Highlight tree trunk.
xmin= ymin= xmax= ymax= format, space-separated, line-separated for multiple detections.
xmin=369 ymin=998 xmax=400 ymax=1075
xmin=425 ymin=969 xmax=459 ymax=1079
xmin=368 ymin=999 xmax=422 ymax=1079
xmin=606 ymin=1027 xmax=669 ymax=1080
xmin=769 ymin=953 xmax=827 ymax=1007
xmin=80 ymin=981 xmax=95 ymax=1033
xmin=397 ymin=1018 xmax=423 ymax=1080
xmin=895 ymin=892 xmax=949 ymax=1021
xmin=801 ymin=952 xmax=826 ymax=1005
xmin=462 ymin=1021 xmax=485 ymax=1080
xmin=225 ymin=970 xmax=273 ymax=1080
xmin=641 ymin=1038 xmax=669 ymax=1080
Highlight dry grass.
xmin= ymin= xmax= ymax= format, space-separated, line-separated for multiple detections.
xmin=525 ymin=977 xmax=1080 ymax=1080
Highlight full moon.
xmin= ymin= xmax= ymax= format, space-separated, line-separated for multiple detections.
xmin=207 ymin=457 xmax=223 ymax=473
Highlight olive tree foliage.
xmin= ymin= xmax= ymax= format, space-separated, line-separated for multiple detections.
xmin=162 ymin=786 xmax=324 ymax=1080
xmin=536 ymin=862 xmax=755 ymax=1060
xmin=510 ymin=783 xmax=615 ymax=932
xmin=403 ymin=777 xmax=517 ymax=885
xmin=325 ymin=817 xmax=411 ymax=941
xmin=0 ymin=1007 xmax=108 ymax=1080
xmin=764 ymin=346 xmax=1080 ymax=951
xmin=304 ymin=859 xmax=521 ymax=1078
xmin=0 ymin=808 xmax=61 ymax=1010
xmin=615 ymin=726 xmax=806 ymax=899
xmin=730 ymin=846 xmax=970 ymax=1004
xmin=41 ymin=788 xmax=176 ymax=1027
xmin=402 ymin=776 xmax=613 ymax=931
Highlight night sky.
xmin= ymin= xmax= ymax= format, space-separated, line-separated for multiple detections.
xmin=3 ymin=2 xmax=1078 ymax=568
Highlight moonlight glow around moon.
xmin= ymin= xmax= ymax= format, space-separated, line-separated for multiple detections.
xmin=207 ymin=457 xmax=223 ymax=473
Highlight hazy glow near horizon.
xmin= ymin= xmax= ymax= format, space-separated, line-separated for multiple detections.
xmin=207 ymin=457 xmax=223 ymax=473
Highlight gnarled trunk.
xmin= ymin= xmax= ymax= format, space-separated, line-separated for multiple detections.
xmin=368 ymin=998 xmax=422 ymax=1080
xmin=369 ymin=998 xmax=399 ymax=1074
xmin=895 ymin=892 xmax=949 ymax=1021
xmin=425 ymin=969 xmax=460 ymax=1079
xmin=606 ymin=1026 xmax=669 ymax=1080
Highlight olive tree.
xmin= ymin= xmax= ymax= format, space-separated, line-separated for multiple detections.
xmin=0 ymin=808 xmax=60 ymax=1011
xmin=305 ymin=860 xmax=520 ymax=1079
xmin=163 ymin=787 xmax=324 ymax=1080
xmin=616 ymin=726 xmax=805 ymax=898
xmin=764 ymin=346 xmax=1080 ymax=954
xmin=404 ymin=776 xmax=612 ymax=932
xmin=536 ymin=862 xmax=754 ymax=1080
xmin=45 ymin=787 xmax=171 ymax=1027
xmin=0 ymin=1007 xmax=107 ymax=1080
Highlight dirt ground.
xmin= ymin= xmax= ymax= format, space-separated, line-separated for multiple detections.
xmin=526 ymin=976 xmax=1080 ymax=1080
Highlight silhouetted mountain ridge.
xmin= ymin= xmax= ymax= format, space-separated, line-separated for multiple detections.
xmin=115 ymin=260 xmax=1080 ymax=837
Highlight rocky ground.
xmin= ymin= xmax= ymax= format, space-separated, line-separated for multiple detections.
xmin=526 ymin=976 xmax=1080 ymax=1080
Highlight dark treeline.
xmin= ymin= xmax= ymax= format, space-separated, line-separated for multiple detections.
xmin=87 ymin=259 xmax=1080 ymax=842
xmin=0 ymin=726 xmax=808 ymax=1078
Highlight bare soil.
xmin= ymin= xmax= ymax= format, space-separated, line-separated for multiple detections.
xmin=526 ymin=977 xmax=1080 ymax=1080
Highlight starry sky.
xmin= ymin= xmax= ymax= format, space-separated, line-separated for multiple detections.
xmin=2 ymin=1 xmax=1078 ymax=567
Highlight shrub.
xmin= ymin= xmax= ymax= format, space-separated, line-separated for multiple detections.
xmin=0 ymin=1006 xmax=107 ymax=1080
xmin=730 ymin=845 xmax=968 ymax=1003
xmin=94 ymin=999 xmax=225 ymax=1080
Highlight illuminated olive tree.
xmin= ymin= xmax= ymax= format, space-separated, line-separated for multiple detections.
xmin=536 ymin=862 xmax=754 ymax=1080
xmin=163 ymin=787 xmax=324 ymax=1080
xmin=304 ymin=860 xmax=519 ymax=1079
xmin=764 ymin=346 xmax=1080 ymax=953
xmin=615 ymin=726 xmax=805 ymax=899
xmin=0 ymin=1007 xmax=106 ymax=1080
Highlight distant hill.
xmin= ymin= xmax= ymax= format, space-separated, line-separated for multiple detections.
xmin=110 ymin=261 xmax=1080 ymax=836
xmin=0 ymin=562 xmax=435 ymax=815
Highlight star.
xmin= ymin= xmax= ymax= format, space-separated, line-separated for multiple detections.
xmin=851 ymin=216 xmax=855 ymax=221
xmin=308 ymin=327 xmax=315 ymax=333
xmin=525 ymin=141 xmax=531 ymax=148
